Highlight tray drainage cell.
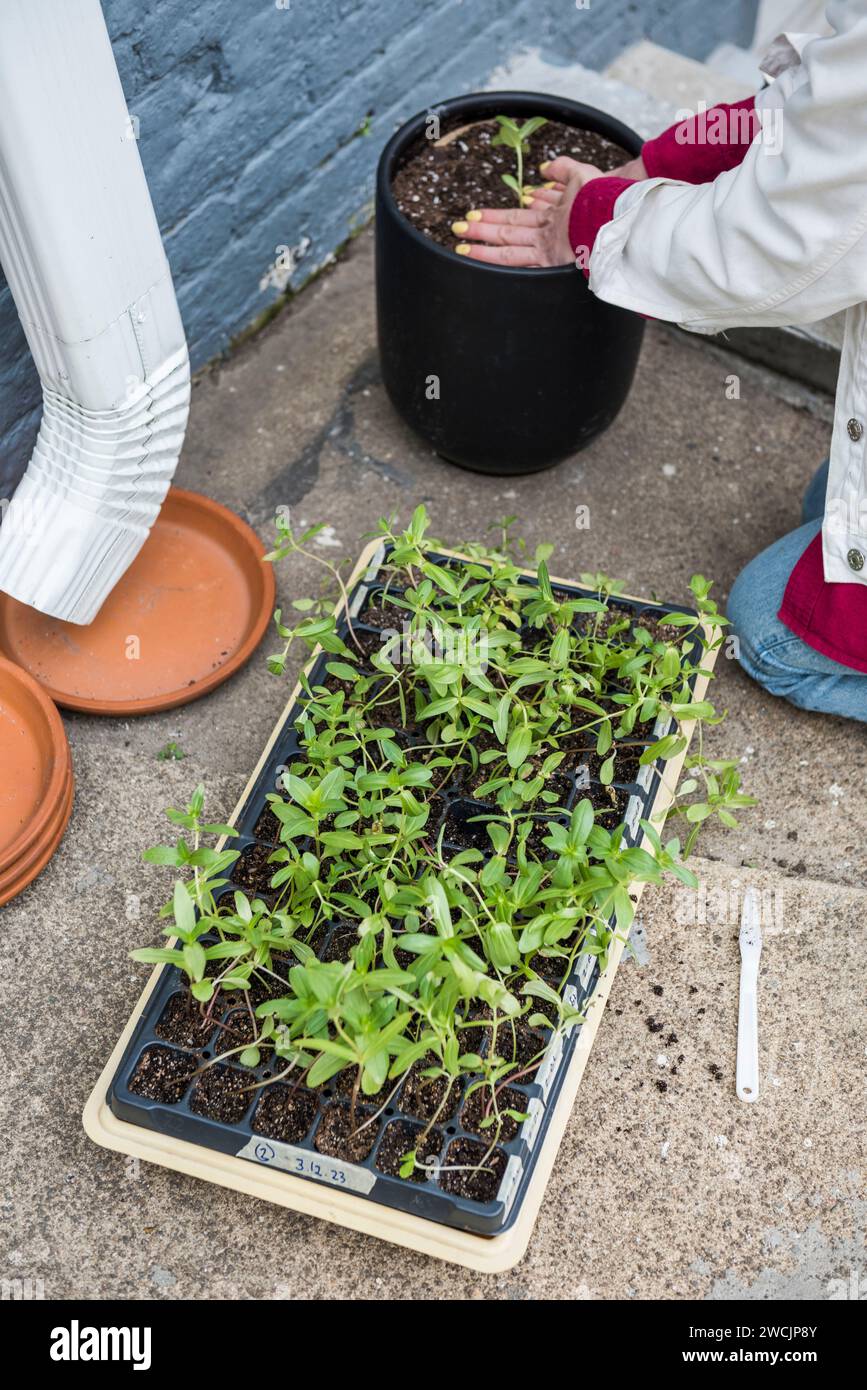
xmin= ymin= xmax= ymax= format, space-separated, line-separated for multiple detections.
xmin=251 ymin=1083 xmax=319 ymax=1145
xmin=230 ymin=837 xmax=281 ymax=898
xmin=441 ymin=799 xmax=567 ymax=860
xmin=108 ymin=546 xmax=708 ymax=1239
xmin=128 ymin=1044 xmax=198 ymax=1104
xmin=375 ymin=1121 xmax=445 ymax=1183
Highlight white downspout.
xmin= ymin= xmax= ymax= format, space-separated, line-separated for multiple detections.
xmin=0 ymin=0 xmax=190 ymax=625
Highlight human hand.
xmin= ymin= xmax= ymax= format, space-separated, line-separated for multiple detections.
xmin=452 ymin=155 xmax=605 ymax=268
xmin=608 ymin=154 xmax=648 ymax=180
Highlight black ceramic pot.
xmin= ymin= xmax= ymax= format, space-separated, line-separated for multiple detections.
xmin=376 ymin=91 xmax=646 ymax=475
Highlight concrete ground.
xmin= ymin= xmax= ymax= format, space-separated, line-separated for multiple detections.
xmin=2 ymin=231 xmax=864 ymax=1301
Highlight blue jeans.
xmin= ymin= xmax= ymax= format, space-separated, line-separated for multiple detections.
xmin=727 ymin=460 xmax=867 ymax=722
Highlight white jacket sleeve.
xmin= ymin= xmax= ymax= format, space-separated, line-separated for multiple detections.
xmin=588 ymin=0 xmax=867 ymax=332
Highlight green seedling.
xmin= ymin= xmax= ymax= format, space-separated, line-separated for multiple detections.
xmin=491 ymin=114 xmax=548 ymax=204
xmin=132 ymin=508 xmax=754 ymax=1181
xmin=156 ymin=740 xmax=185 ymax=761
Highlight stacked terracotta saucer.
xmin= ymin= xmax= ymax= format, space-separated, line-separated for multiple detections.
xmin=0 ymin=656 xmax=73 ymax=907
xmin=0 ymin=487 xmax=273 ymax=907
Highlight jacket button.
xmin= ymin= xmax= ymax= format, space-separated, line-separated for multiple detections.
xmin=847 ymin=417 xmax=864 ymax=441
xmin=847 ymin=548 xmax=865 ymax=571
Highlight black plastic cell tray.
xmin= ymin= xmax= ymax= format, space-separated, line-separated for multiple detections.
xmin=108 ymin=548 xmax=703 ymax=1237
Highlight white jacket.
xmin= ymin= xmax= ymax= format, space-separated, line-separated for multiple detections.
xmin=590 ymin=0 xmax=867 ymax=586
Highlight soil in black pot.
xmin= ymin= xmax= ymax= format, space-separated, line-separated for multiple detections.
xmin=252 ymin=1084 xmax=318 ymax=1144
xmin=438 ymin=1137 xmax=507 ymax=1202
xmin=233 ymin=842 xmax=277 ymax=894
xmin=376 ymin=1120 xmax=443 ymax=1182
xmin=530 ymin=950 xmax=572 ymax=995
xmin=460 ymin=1084 xmax=528 ymax=1144
xmin=392 ymin=116 xmax=630 ymax=251
xmin=314 ymin=1105 xmax=378 ymax=1163
xmin=462 ymin=755 xmax=572 ymax=808
xmin=401 ymin=1055 xmax=461 ymax=1123
xmin=188 ymin=1064 xmax=253 ymax=1125
xmin=155 ymin=993 xmax=216 ymax=1049
xmin=128 ymin=1045 xmax=197 ymax=1103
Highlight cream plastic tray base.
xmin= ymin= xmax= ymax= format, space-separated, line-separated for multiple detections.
xmin=84 ymin=541 xmax=717 ymax=1272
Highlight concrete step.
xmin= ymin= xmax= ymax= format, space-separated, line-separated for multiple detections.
xmin=705 ymin=40 xmax=767 ymax=90
xmin=605 ymin=39 xmax=754 ymax=108
xmin=484 ymin=48 xmax=681 ymax=140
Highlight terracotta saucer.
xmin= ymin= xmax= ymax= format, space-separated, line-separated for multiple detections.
xmin=0 ymin=656 xmax=71 ymax=872
xmin=0 ymin=764 xmax=74 ymax=906
xmin=0 ymin=489 xmax=276 ymax=716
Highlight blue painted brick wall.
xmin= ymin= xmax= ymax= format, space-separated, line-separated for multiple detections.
xmin=0 ymin=0 xmax=758 ymax=498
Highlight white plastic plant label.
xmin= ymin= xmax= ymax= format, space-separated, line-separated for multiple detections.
xmin=497 ymin=1154 xmax=523 ymax=1214
xmin=236 ymin=1136 xmax=377 ymax=1193
xmin=522 ymin=1097 xmax=545 ymax=1150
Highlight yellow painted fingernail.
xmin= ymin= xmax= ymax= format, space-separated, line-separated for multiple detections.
xmin=539 ymin=160 xmax=551 ymax=174
xmin=544 ymin=180 xmax=557 ymax=189
xmin=522 ymin=185 xmax=535 ymax=194
xmin=452 ymin=220 xmax=469 ymax=234
xmin=466 ymin=210 xmax=482 ymax=221
xmin=522 ymin=196 xmax=535 ymax=207
xmin=455 ymin=243 xmax=471 ymax=256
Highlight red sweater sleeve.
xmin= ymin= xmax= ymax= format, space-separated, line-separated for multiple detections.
xmin=641 ymin=96 xmax=759 ymax=183
xmin=568 ymin=96 xmax=760 ymax=280
xmin=568 ymin=176 xmax=635 ymax=277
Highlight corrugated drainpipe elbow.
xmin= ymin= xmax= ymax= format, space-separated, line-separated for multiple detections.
xmin=0 ymin=0 xmax=191 ymax=625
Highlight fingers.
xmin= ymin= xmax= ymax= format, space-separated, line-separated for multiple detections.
xmin=608 ymin=155 xmax=648 ymax=181
xmin=539 ymin=157 xmax=603 ymax=192
xmin=454 ymin=217 xmax=543 ymax=248
xmin=522 ymin=184 xmax=563 ymax=206
xmin=538 ymin=156 xmax=585 ymax=183
xmin=455 ymin=242 xmax=541 ymax=267
xmin=454 ymin=206 xmax=548 ymax=229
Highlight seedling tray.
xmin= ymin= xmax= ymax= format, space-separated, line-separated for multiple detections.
xmin=85 ymin=540 xmax=717 ymax=1270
